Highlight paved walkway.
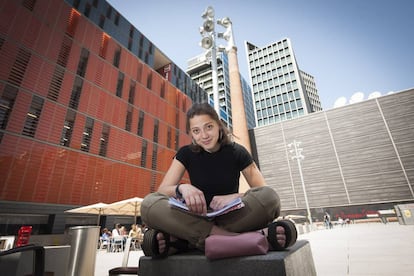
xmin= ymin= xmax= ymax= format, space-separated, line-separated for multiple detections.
xmin=299 ymin=222 xmax=414 ymax=276
xmin=95 ymin=222 xmax=414 ymax=275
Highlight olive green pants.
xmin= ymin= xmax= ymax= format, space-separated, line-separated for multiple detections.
xmin=140 ymin=186 xmax=280 ymax=249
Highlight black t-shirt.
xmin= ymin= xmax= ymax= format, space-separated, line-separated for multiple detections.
xmin=175 ymin=142 xmax=253 ymax=205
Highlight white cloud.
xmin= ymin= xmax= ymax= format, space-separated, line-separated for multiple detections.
xmin=368 ymin=91 xmax=381 ymax=99
xmin=349 ymin=92 xmax=364 ymax=104
xmin=333 ymin=96 xmax=347 ymax=108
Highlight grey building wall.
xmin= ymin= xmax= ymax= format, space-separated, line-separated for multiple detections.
xmin=251 ymin=89 xmax=414 ymax=213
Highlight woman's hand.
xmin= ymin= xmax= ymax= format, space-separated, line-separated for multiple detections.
xmin=179 ymin=184 xmax=207 ymax=216
xmin=209 ymin=194 xmax=241 ymax=211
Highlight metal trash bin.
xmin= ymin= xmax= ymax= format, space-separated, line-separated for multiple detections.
xmin=67 ymin=225 xmax=100 ymax=276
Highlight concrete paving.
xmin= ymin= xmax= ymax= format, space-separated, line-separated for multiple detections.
xmin=95 ymin=222 xmax=414 ymax=275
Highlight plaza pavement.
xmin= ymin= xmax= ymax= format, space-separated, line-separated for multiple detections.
xmin=95 ymin=222 xmax=414 ymax=276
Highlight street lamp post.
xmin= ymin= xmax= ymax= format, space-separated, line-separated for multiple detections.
xmin=199 ymin=6 xmax=220 ymax=115
xmin=288 ymin=140 xmax=313 ymax=225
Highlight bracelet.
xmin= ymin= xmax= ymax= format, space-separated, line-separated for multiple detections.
xmin=175 ymin=184 xmax=183 ymax=199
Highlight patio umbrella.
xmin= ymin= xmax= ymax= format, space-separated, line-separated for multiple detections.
xmin=65 ymin=202 xmax=109 ymax=225
xmin=105 ymin=197 xmax=144 ymax=224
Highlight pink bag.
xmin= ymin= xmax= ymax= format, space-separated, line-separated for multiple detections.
xmin=205 ymin=232 xmax=269 ymax=260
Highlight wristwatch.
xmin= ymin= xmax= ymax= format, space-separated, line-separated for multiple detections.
xmin=175 ymin=184 xmax=183 ymax=199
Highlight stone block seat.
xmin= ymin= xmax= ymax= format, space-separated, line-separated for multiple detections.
xmin=138 ymin=239 xmax=316 ymax=276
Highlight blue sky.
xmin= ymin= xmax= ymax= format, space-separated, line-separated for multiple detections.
xmin=107 ymin=0 xmax=413 ymax=110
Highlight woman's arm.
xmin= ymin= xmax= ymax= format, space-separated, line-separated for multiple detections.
xmin=157 ymin=158 xmax=186 ymax=196
xmin=158 ymin=158 xmax=207 ymax=215
xmin=242 ymin=162 xmax=266 ymax=188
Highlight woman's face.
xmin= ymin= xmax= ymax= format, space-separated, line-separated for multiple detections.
xmin=189 ymin=114 xmax=220 ymax=153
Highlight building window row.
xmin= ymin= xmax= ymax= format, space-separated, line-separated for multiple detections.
xmin=250 ymin=60 xmax=294 ymax=80
xmin=257 ymin=108 xmax=304 ymax=126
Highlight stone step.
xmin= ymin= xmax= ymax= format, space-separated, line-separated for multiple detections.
xmin=139 ymin=239 xmax=316 ymax=276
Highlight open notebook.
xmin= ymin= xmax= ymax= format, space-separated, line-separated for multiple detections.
xmin=168 ymin=197 xmax=244 ymax=218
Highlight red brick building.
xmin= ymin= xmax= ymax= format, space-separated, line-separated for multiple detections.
xmin=0 ymin=0 xmax=205 ymax=234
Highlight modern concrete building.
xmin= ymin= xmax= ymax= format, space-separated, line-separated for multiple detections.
xmin=187 ymin=51 xmax=255 ymax=129
xmin=245 ymin=38 xmax=322 ymax=127
xmin=250 ymin=88 xmax=414 ymax=222
xmin=0 ymin=0 xmax=203 ymax=234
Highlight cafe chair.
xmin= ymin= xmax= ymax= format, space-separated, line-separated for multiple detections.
xmin=108 ymin=238 xmax=138 ymax=275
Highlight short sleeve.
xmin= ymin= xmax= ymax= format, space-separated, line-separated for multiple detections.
xmin=233 ymin=143 xmax=253 ymax=171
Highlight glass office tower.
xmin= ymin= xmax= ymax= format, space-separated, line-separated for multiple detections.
xmin=245 ymin=38 xmax=322 ymax=127
xmin=187 ymin=51 xmax=256 ymax=130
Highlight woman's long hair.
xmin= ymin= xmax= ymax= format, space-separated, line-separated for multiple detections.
xmin=186 ymin=103 xmax=232 ymax=152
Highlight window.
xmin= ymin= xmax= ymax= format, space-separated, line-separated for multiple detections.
xmin=22 ymin=95 xmax=44 ymax=137
xmin=125 ymin=105 xmax=132 ymax=131
xmin=151 ymin=144 xmax=157 ymax=170
xmin=146 ymin=72 xmax=152 ymax=90
xmin=160 ymin=81 xmax=165 ymax=98
xmin=80 ymin=117 xmax=94 ymax=152
xmin=99 ymin=15 xmax=105 ymax=28
xmin=129 ymin=26 xmax=134 ymax=38
xmin=9 ymin=48 xmax=31 ymax=87
xmin=69 ymin=76 xmax=83 ymax=109
xmin=128 ymin=80 xmax=136 ymax=104
xmin=57 ymin=36 xmax=72 ymax=68
xmin=137 ymin=110 xmax=144 ymax=136
xmin=141 ymin=140 xmax=147 ymax=167
xmin=48 ymin=67 xmax=64 ymax=101
xmin=116 ymin=72 xmax=124 ymax=97
xmin=113 ymin=48 xmax=121 ymax=68
xmin=99 ymin=124 xmax=110 ymax=156
xmin=76 ymin=48 xmax=89 ymax=77
xmin=167 ymin=127 xmax=171 ymax=148
xmin=0 ymin=85 xmax=18 ymax=130
xmin=73 ymin=0 xmax=80 ymax=9
xmin=106 ymin=6 xmax=112 ymax=18
xmin=153 ymin=119 xmax=159 ymax=143
xmin=175 ymin=129 xmax=179 ymax=151
xmin=114 ymin=12 xmax=120 ymax=25
xmin=84 ymin=3 xmax=91 ymax=17
xmin=22 ymin=0 xmax=36 ymax=11
xmin=60 ymin=109 xmax=76 ymax=146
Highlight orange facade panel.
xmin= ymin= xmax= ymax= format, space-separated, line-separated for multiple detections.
xmin=57 ymin=150 xmax=76 ymax=204
xmin=66 ymin=40 xmax=81 ymax=74
xmin=77 ymin=80 xmax=92 ymax=113
xmin=34 ymin=61 xmax=54 ymax=97
xmin=19 ymin=142 xmax=45 ymax=202
xmin=7 ymin=6 xmax=29 ymax=44
xmin=47 ymin=104 xmax=66 ymax=143
xmin=0 ymin=41 xmax=18 ymax=80
xmin=0 ymin=1 xmax=18 ymax=36
xmin=89 ymin=120 xmax=102 ymax=155
xmin=21 ymin=13 xmax=41 ymax=49
xmin=32 ymin=146 xmax=55 ymax=202
xmin=35 ymin=101 xmax=56 ymax=142
xmin=0 ymin=135 xmax=18 ymax=193
xmin=70 ymin=113 xmax=85 ymax=150
xmin=7 ymin=91 xmax=31 ymax=134
xmin=22 ymin=54 xmax=44 ymax=94
xmin=57 ymin=72 xmax=75 ymax=107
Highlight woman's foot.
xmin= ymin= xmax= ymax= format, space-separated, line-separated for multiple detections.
xmin=261 ymin=225 xmax=287 ymax=249
xmin=264 ymin=220 xmax=297 ymax=250
xmin=142 ymin=229 xmax=190 ymax=258
xmin=155 ymin=232 xmax=179 ymax=255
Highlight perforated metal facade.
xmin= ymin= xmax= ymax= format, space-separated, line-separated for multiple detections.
xmin=252 ymin=89 xmax=414 ymax=217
